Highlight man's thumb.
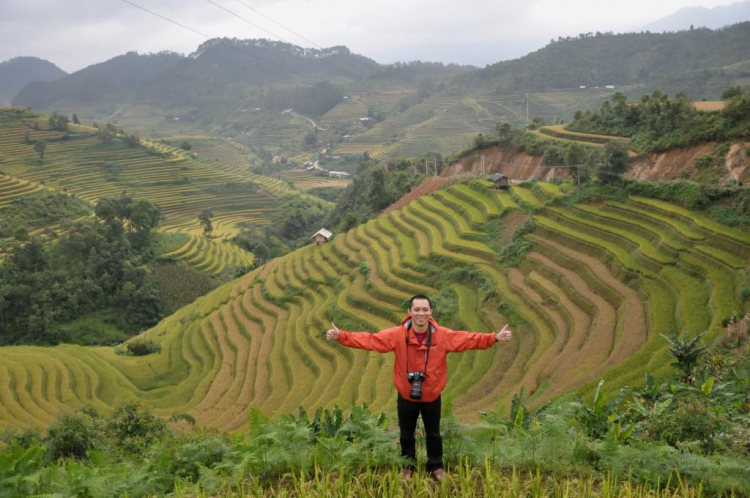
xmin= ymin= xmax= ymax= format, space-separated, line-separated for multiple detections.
xmin=332 ymin=322 xmax=339 ymax=331
xmin=501 ymin=324 xmax=510 ymax=332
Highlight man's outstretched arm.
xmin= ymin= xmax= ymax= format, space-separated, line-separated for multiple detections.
xmin=444 ymin=324 xmax=512 ymax=353
xmin=324 ymin=323 xmax=395 ymax=353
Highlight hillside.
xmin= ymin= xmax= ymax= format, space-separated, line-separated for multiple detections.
xmin=11 ymin=41 xmax=382 ymax=110
xmin=0 ymin=57 xmax=67 ymax=106
xmin=456 ymin=22 xmax=750 ymax=98
xmin=0 ymin=107 xmax=339 ymax=286
xmin=642 ymin=1 xmax=750 ymax=32
xmin=12 ymin=26 xmax=750 ymax=163
xmin=0 ymin=177 xmax=747 ymax=431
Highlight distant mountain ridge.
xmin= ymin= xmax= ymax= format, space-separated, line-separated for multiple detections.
xmin=456 ymin=22 xmax=750 ymax=95
xmin=642 ymin=1 xmax=750 ymax=32
xmin=12 ymin=40 xmax=389 ymax=110
xmin=0 ymin=57 xmax=67 ymax=106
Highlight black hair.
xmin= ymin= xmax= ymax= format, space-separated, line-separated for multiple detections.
xmin=408 ymin=295 xmax=433 ymax=310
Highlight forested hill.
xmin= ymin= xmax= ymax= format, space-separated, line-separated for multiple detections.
xmin=456 ymin=22 xmax=750 ymax=97
xmin=12 ymin=40 xmax=383 ymax=110
xmin=0 ymin=57 xmax=67 ymax=106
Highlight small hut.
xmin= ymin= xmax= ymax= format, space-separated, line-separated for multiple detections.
xmin=489 ymin=173 xmax=510 ymax=190
xmin=311 ymin=228 xmax=333 ymax=246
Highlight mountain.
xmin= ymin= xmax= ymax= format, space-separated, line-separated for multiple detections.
xmin=12 ymin=40 xmax=386 ymax=111
xmin=455 ymin=22 xmax=750 ymax=95
xmin=642 ymin=1 xmax=750 ymax=32
xmin=0 ymin=56 xmax=67 ymax=106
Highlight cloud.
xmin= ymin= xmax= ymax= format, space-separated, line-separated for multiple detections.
xmin=0 ymin=0 xmax=733 ymax=72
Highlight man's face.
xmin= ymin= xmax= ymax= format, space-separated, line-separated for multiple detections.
xmin=409 ymin=299 xmax=432 ymax=327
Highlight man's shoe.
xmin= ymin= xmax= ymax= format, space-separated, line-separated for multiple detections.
xmin=400 ymin=469 xmax=414 ymax=480
xmin=431 ymin=468 xmax=444 ymax=482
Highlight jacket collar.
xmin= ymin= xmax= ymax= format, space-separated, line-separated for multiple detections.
xmin=402 ymin=315 xmax=438 ymax=347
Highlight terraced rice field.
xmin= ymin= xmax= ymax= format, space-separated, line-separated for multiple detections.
xmin=161 ymin=234 xmax=255 ymax=275
xmin=0 ymin=110 xmax=328 ymax=273
xmin=336 ymin=96 xmax=461 ymax=156
xmin=1 ymin=168 xmax=748 ymax=431
xmin=278 ymin=169 xmax=351 ymax=191
xmin=0 ymin=112 xmax=284 ymax=233
xmin=0 ymin=173 xmax=44 ymax=207
xmin=537 ymin=125 xmax=630 ymax=147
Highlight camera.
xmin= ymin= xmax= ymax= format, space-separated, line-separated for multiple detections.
xmin=407 ymin=372 xmax=426 ymax=399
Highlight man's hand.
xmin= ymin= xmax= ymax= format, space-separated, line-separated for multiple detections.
xmin=494 ymin=324 xmax=512 ymax=343
xmin=325 ymin=322 xmax=340 ymax=341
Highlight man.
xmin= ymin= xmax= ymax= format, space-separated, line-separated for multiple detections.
xmin=325 ymin=294 xmax=512 ymax=481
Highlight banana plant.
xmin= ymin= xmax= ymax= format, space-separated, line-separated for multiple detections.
xmin=575 ymin=379 xmax=631 ymax=440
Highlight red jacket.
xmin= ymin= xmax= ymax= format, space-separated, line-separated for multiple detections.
xmin=337 ymin=315 xmax=497 ymax=403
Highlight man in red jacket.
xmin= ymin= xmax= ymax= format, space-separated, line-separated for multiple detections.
xmin=325 ymin=294 xmax=512 ymax=481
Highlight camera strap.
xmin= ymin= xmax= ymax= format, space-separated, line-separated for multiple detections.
xmin=404 ymin=320 xmax=433 ymax=376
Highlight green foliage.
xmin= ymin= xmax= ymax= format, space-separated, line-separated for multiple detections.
xmin=33 ymin=140 xmax=46 ymax=159
xmin=568 ymin=89 xmax=750 ymax=153
xmin=597 ymin=141 xmax=630 ymax=184
xmin=48 ymin=112 xmax=69 ymax=131
xmin=324 ymin=167 xmax=421 ymax=233
xmin=198 ymin=209 xmax=214 ymax=236
xmin=0 ymin=194 xmax=164 ymax=346
xmin=44 ymin=408 xmax=105 ymax=461
xmin=105 ymin=401 xmax=168 ymax=456
xmin=660 ymin=331 xmax=707 ymax=383
xmin=575 ymin=380 xmax=632 ymax=441
xmin=180 ymin=141 xmax=191 ymax=151
xmin=499 ymin=219 xmax=535 ymax=266
xmin=124 ymin=339 xmax=161 ymax=356
xmin=639 ymin=397 xmax=731 ymax=455
xmin=0 ymin=190 xmax=91 ymax=239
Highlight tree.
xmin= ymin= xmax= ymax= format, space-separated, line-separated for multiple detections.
xmin=199 ymin=209 xmax=214 ymax=236
xmin=34 ymin=140 xmax=47 ymax=159
xmin=72 ymin=114 xmax=80 ymax=125
xmin=721 ymin=86 xmax=743 ymax=100
xmin=597 ymin=141 xmax=630 ymax=183
xmin=181 ymin=141 xmax=191 ymax=151
xmin=496 ymin=122 xmax=513 ymax=145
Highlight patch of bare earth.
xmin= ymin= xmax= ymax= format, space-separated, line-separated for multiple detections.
xmin=381 ymin=177 xmax=449 ymax=215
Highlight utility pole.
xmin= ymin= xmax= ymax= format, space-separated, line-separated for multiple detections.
xmin=481 ymin=155 xmax=485 ymax=175
xmin=434 ymin=157 xmax=437 ymax=177
xmin=526 ymin=93 xmax=529 ymax=127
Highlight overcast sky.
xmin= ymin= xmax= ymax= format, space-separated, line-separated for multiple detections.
xmin=0 ymin=0 xmax=734 ymax=73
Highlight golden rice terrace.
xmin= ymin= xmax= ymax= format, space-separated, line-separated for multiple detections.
xmin=1 ymin=172 xmax=748 ymax=431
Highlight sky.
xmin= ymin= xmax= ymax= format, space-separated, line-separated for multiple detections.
xmin=0 ymin=0 xmax=735 ymax=73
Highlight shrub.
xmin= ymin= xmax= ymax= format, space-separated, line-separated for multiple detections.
xmin=639 ymin=396 xmax=731 ymax=454
xmin=105 ymin=401 xmax=169 ymax=456
xmin=125 ymin=339 xmax=161 ymax=356
xmin=44 ymin=408 xmax=105 ymax=461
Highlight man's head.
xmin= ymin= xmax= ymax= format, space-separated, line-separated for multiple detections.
xmin=408 ymin=295 xmax=433 ymax=328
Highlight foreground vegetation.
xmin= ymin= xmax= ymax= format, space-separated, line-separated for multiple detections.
xmin=1 ymin=337 xmax=748 ymax=497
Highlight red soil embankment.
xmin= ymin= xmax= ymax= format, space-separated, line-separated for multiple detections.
xmin=441 ymin=148 xmax=569 ymax=182
xmin=441 ymin=142 xmax=750 ymax=184
xmin=629 ymin=141 xmax=750 ymax=183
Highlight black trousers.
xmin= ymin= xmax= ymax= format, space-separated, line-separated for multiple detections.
xmin=397 ymin=393 xmax=443 ymax=472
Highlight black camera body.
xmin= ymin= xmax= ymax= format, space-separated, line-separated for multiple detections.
xmin=407 ymin=371 xmax=426 ymax=399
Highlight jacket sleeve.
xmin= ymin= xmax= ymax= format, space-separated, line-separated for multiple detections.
xmin=443 ymin=330 xmax=497 ymax=353
xmin=337 ymin=328 xmax=396 ymax=353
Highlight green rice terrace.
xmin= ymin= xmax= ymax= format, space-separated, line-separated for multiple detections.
xmin=0 ymin=109 xmax=331 ymax=272
xmin=1 ymin=174 xmax=748 ymax=433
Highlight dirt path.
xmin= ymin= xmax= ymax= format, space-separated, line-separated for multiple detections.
xmin=284 ymin=109 xmax=329 ymax=131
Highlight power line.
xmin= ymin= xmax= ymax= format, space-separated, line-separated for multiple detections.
xmin=120 ymin=0 xmax=308 ymax=81
xmin=233 ymin=0 xmax=324 ymax=50
xmin=205 ymin=0 xmax=295 ymax=45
